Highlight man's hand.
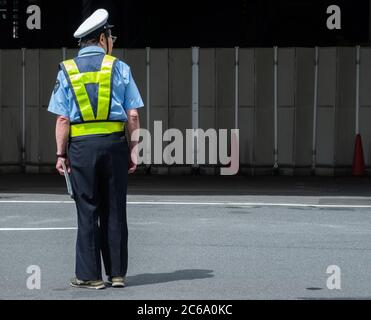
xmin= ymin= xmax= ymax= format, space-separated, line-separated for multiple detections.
xmin=128 ymin=147 xmax=137 ymax=174
xmin=127 ymin=109 xmax=140 ymax=174
xmin=56 ymin=157 xmax=71 ymax=175
xmin=55 ymin=116 xmax=70 ymax=175
xmin=128 ymin=160 xmax=137 ymax=174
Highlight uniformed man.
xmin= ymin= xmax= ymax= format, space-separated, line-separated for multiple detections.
xmin=47 ymin=9 xmax=144 ymax=290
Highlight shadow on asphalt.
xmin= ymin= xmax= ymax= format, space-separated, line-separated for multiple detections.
xmin=125 ymin=269 xmax=214 ymax=287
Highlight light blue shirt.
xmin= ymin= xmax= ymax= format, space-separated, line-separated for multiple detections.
xmin=48 ymin=46 xmax=144 ymax=122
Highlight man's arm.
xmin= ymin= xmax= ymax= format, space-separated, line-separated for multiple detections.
xmin=55 ymin=115 xmax=70 ymax=175
xmin=126 ymin=109 xmax=140 ymax=174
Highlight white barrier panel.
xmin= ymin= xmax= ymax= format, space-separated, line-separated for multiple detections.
xmin=335 ymin=47 xmax=356 ymax=171
xmin=316 ymin=48 xmax=337 ymax=175
xmin=25 ymin=49 xmax=40 ymax=168
xmin=294 ymin=48 xmax=315 ymax=173
xmin=254 ymin=48 xmax=274 ymax=169
xmin=238 ymin=48 xmax=255 ymax=168
xmin=216 ymin=48 xmax=235 ymax=131
xmin=199 ymin=49 xmax=216 ymax=168
xmin=150 ymin=49 xmax=169 ymax=133
xmin=360 ymin=48 xmax=371 ymax=167
xmin=199 ymin=49 xmax=216 ymax=130
xmin=0 ymin=50 xmax=22 ymax=166
xmin=1 ymin=47 xmax=370 ymax=175
xmin=169 ymin=49 xmax=192 ymax=165
xmin=277 ymin=48 xmax=295 ymax=172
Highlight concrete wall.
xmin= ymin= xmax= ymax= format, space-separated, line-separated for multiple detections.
xmin=0 ymin=47 xmax=367 ymax=175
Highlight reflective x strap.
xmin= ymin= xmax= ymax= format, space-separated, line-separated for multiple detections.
xmin=97 ymin=55 xmax=116 ymax=120
xmin=70 ymin=121 xmax=125 ymax=137
xmin=62 ymin=55 xmax=116 ymax=122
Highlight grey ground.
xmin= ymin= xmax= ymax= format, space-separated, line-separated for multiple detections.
xmin=1 ymin=174 xmax=371 ymax=300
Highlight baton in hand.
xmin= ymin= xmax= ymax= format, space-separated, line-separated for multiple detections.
xmin=61 ymin=158 xmax=74 ymax=199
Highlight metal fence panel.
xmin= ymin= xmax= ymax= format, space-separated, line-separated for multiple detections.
xmin=25 ymin=49 xmax=40 ymax=169
xmin=316 ymin=48 xmax=336 ymax=173
xmin=278 ymin=48 xmax=295 ymax=168
xmin=199 ymin=49 xmax=216 ymax=130
xmin=335 ymin=47 xmax=356 ymax=169
xmin=294 ymin=48 xmax=314 ymax=171
xmin=216 ymin=48 xmax=234 ymax=131
xmin=0 ymin=50 xmax=22 ymax=165
xmin=254 ymin=48 xmax=274 ymax=167
xmin=238 ymin=48 xmax=255 ymax=167
xmin=169 ymin=49 xmax=192 ymax=165
xmin=360 ymin=48 xmax=371 ymax=167
xmin=0 ymin=47 xmax=370 ymax=174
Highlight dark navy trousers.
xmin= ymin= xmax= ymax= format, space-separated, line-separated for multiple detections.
xmin=69 ymin=133 xmax=128 ymax=281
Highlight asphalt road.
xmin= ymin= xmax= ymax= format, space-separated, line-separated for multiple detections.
xmin=1 ymin=176 xmax=371 ymax=299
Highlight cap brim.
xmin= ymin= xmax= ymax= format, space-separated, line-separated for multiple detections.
xmin=79 ymin=24 xmax=114 ymax=40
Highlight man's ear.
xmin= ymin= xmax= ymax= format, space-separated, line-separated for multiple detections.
xmin=99 ymin=33 xmax=105 ymax=44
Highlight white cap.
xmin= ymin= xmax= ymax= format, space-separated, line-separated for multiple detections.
xmin=73 ymin=9 xmax=112 ymax=39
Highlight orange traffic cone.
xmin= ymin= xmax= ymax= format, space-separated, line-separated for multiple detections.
xmin=352 ymin=134 xmax=365 ymax=176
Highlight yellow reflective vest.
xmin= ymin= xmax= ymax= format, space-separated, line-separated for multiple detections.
xmin=62 ymin=55 xmax=125 ymax=138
